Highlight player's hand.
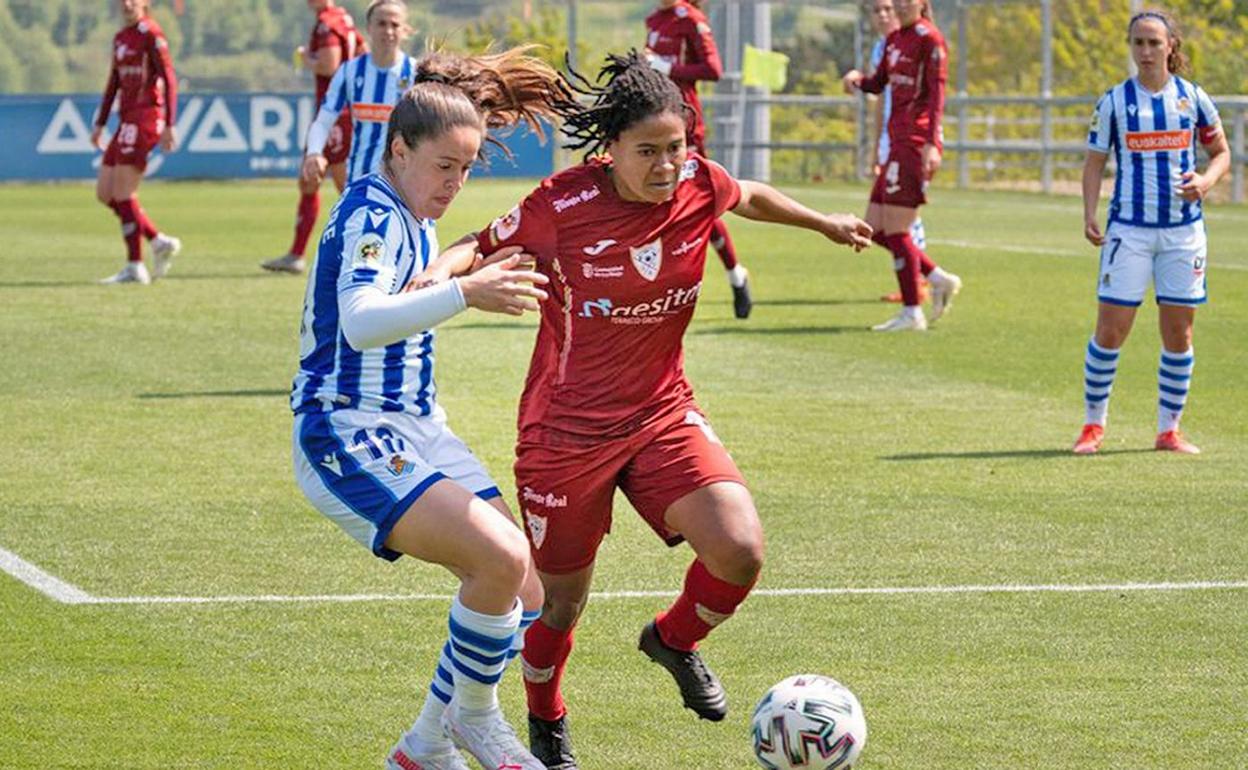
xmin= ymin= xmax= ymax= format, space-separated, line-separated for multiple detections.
xmin=295 ymin=45 xmax=308 ymax=70
xmin=822 ymin=213 xmax=874 ymax=251
xmin=90 ymin=126 xmax=105 ymax=151
xmin=459 ymin=252 xmax=549 ymax=316
xmin=301 ymin=154 xmax=328 ymax=186
xmin=1176 ymin=170 xmax=1210 ymax=202
xmin=842 ymin=70 xmax=863 ymax=94
xmin=159 ymin=126 xmax=178 ymax=153
xmin=1084 ymin=219 xmax=1105 ymax=246
xmin=922 ymin=143 xmax=941 ymax=180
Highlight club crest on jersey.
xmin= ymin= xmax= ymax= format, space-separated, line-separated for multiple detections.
xmin=490 ymin=205 xmax=521 ymax=245
xmin=679 ymin=158 xmax=699 ymax=182
xmin=398 ymin=76 xmax=410 ymax=90
xmin=1177 ymin=97 xmax=1192 ymax=116
xmin=386 ymin=454 xmax=414 ymax=477
xmin=525 ymin=511 xmax=548 ymax=550
xmin=630 ymin=238 xmax=663 ymax=281
xmin=675 ymin=4 xmax=688 ymax=17
xmin=353 ymin=233 xmax=386 ymax=268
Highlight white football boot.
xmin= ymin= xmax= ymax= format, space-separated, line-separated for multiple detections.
xmin=871 ymin=308 xmax=927 ymax=332
xmin=442 ymin=705 xmax=546 ymax=770
xmin=261 ymin=254 xmax=306 ymax=274
xmin=385 ymin=738 xmax=471 ymax=770
xmin=150 ymin=233 xmax=182 ymax=279
xmin=929 ymin=272 xmax=962 ymax=322
xmin=99 ymin=262 xmax=151 ymax=285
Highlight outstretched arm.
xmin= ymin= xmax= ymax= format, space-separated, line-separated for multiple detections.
xmin=732 ymin=180 xmax=873 ymax=250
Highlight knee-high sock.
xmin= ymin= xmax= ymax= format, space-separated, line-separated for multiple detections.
xmin=710 ymin=219 xmax=739 ymax=270
xmin=522 ymin=619 xmax=575 ymax=721
xmin=1084 ymin=338 xmax=1120 ymax=426
xmin=444 ymin=596 xmax=521 ymax=712
xmin=131 ymin=197 xmax=159 ymax=240
xmin=112 ymin=198 xmax=143 ymax=263
xmin=1158 ymin=347 xmax=1194 ymax=433
xmin=289 ymin=191 xmax=320 ymax=258
xmin=882 ymin=232 xmax=924 ymax=307
xmin=654 ymin=560 xmax=755 ymax=652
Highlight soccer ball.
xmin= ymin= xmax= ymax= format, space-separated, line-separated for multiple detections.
xmin=750 ymin=674 xmax=867 ymax=770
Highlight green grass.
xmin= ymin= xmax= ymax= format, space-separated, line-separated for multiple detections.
xmin=1 ymin=178 xmax=1246 ymax=769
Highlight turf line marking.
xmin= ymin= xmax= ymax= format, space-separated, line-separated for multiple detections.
xmin=69 ymin=580 xmax=1248 ymax=606
xmin=930 ymin=238 xmax=1248 ymax=272
xmin=0 ymin=545 xmax=94 ymax=604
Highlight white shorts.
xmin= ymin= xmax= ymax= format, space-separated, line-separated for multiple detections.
xmin=292 ymin=405 xmax=501 ymax=561
xmin=1097 ymin=221 xmax=1208 ymax=307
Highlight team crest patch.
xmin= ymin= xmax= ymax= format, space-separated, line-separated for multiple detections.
xmin=679 ymin=158 xmax=699 ymax=182
xmin=525 ymin=511 xmax=547 ymax=550
xmin=675 ymin=5 xmax=688 ymax=17
xmin=1089 ymin=112 xmax=1100 ymax=131
xmin=353 ymin=233 xmax=386 ymax=269
xmin=491 ymin=205 xmax=521 ymax=245
xmin=398 ymin=76 xmax=410 ymax=90
xmin=386 ymin=454 xmax=414 ymax=477
xmin=1177 ymin=97 xmax=1192 ymax=115
xmin=630 ymin=238 xmax=663 ymax=281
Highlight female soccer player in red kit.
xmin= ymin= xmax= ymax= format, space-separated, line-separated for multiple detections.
xmin=843 ymin=0 xmax=962 ymax=331
xmin=92 ymin=0 xmax=180 ymax=285
xmin=263 ymin=0 xmax=365 ymax=274
xmin=646 ymin=0 xmax=754 ymax=318
xmin=423 ymin=52 xmax=871 ymax=769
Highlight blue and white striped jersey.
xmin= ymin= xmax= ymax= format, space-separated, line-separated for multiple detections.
xmin=317 ymin=52 xmax=417 ymax=182
xmin=870 ymin=37 xmax=893 ymax=164
xmin=1088 ymin=76 xmax=1221 ymax=228
xmin=291 ymin=173 xmax=440 ymax=415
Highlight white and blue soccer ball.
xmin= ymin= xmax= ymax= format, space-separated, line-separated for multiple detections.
xmin=751 ymin=674 xmax=867 ymax=770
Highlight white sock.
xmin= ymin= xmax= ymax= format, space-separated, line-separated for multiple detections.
xmin=447 ymin=595 xmax=522 ymax=712
xmin=1158 ymin=347 xmax=1194 ymax=433
xmin=1084 ymin=338 xmax=1119 ymax=426
xmin=727 ymin=264 xmax=748 ymax=288
xmin=928 ymin=266 xmax=948 ymax=284
xmin=902 ymin=304 xmax=924 ymax=320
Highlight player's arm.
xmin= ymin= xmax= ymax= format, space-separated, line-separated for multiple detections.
xmin=91 ymin=63 xmax=120 ymax=149
xmin=918 ymin=38 xmax=947 ymax=179
xmin=845 ymin=57 xmax=887 ymax=96
xmin=667 ymin=20 xmax=723 ymax=82
xmin=870 ymin=94 xmax=884 ymax=172
xmin=403 ymin=236 xmax=534 ymax=290
xmin=312 ymin=41 xmax=344 ymax=77
xmin=1179 ymin=95 xmax=1231 ymax=203
xmin=150 ymin=31 xmax=179 ymax=151
xmin=732 ymin=180 xmax=873 ymax=250
xmin=303 ymin=63 xmax=350 ymax=183
xmin=1082 ymin=150 xmax=1109 ymax=246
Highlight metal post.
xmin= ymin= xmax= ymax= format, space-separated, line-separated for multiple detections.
xmin=956 ymin=0 xmax=969 ymax=189
xmin=1040 ymin=0 xmax=1053 ymax=194
xmin=853 ymin=9 xmax=865 ymax=181
xmin=566 ymin=0 xmax=578 ymax=72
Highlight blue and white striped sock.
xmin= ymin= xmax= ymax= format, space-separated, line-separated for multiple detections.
xmin=447 ymin=596 xmax=521 ymax=712
xmin=1084 ymin=338 xmax=1120 ymax=426
xmin=1158 ymin=347 xmax=1194 ymax=433
xmin=509 ymin=607 xmax=541 ymax=662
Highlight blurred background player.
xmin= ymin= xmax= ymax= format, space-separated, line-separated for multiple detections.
xmin=646 ymin=0 xmax=754 ymax=318
xmin=1072 ymin=9 xmax=1229 ymax=455
xmin=844 ymin=0 xmax=961 ymax=331
xmin=289 ymin=47 xmax=575 ymax=770
xmin=92 ymin=0 xmax=181 ymax=285
xmin=262 ymin=0 xmax=365 ymax=274
xmin=446 ymin=52 xmax=871 ymax=769
xmin=866 ymin=0 xmax=929 ymax=305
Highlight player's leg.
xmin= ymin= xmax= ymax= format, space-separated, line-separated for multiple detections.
xmin=873 ymin=202 xmax=926 ymax=330
xmin=264 ymin=174 xmax=320 ymax=274
xmin=1152 ymin=223 xmax=1205 ymax=453
xmin=329 ymin=161 xmax=347 ymax=193
xmin=99 ymin=154 xmax=150 ymax=285
xmin=525 ymin=565 xmax=593 ymax=770
xmin=126 ymin=121 xmax=180 ymax=279
xmin=694 ymin=138 xmax=751 ymax=318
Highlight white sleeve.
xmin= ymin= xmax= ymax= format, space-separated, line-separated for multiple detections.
xmin=306 ymin=63 xmax=350 ymax=156
xmin=1087 ymin=90 xmax=1114 ymax=154
xmin=339 ymin=281 xmax=467 ymax=350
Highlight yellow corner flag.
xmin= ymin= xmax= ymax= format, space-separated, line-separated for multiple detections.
xmin=742 ymin=44 xmax=789 ymax=91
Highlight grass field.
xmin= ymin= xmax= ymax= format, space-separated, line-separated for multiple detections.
xmin=1 ymin=177 xmax=1245 ymax=770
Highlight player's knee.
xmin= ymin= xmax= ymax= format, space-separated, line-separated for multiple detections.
xmin=722 ymin=538 xmax=765 ymax=584
xmin=541 ymin=592 xmax=587 ymax=631
xmin=95 ymin=188 xmax=113 ymax=206
xmin=476 ymin=525 xmax=531 ymax=594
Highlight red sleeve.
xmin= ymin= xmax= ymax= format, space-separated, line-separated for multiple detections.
xmin=705 ymin=158 xmax=741 ymax=218
xmin=96 ymin=65 xmax=119 ymax=128
xmin=475 ymin=187 xmax=559 ymax=267
xmin=149 ymin=30 xmax=177 ymax=125
xmin=920 ymin=35 xmax=947 ymax=147
xmin=669 ymin=17 xmax=722 ymax=82
xmin=859 ymin=54 xmax=887 ymax=95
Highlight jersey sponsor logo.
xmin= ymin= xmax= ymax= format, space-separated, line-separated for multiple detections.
xmin=522 ymin=486 xmax=568 ymax=509
xmin=582 ymin=238 xmax=618 ymax=256
xmin=116 ymin=44 xmax=131 ymax=61
xmin=351 ymin=103 xmax=393 ymax=123
xmin=551 ymin=185 xmax=600 ymax=214
xmin=583 ymin=263 xmax=625 ymax=280
xmin=524 ymin=510 xmax=548 ymax=550
xmin=1125 ymin=130 xmax=1191 ymax=152
xmin=578 ymin=281 xmax=702 ymax=324
xmin=491 ymin=205 xmax=521 ymax=244
xmin=888 ymin=48 xmax=901 ymax=68
xmin=630 ymin=238 xmax=663 ymax=281
xmin=672 ymin=237 xmax=704 ymax=257
xmin=352 ymin=232 xmax=386 ymax=268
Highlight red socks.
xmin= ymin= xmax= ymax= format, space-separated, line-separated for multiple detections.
xmin=709 ymin=219 xmax=738 ymax=270
xmin=289 ymin=191 xmax=321 ymax=257
xmin=522 ymin=619 xmax=575 ymax=721
xmin=112 ymin=198 xmax=143 ymax=263
xmin=883 ymin=232 xmax=925 ymax=306
xmin=654 ymin=560 xmax=755 ymax=652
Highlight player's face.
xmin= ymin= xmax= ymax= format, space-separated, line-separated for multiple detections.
xmin=120 ymin=0 xmax=147 ymax=24
xmin=1129 ymin=18 xmax=1173 ymax=76
xmin=870 ymin=0 xmax=897 ymax=36
xmin=307 ymin=0 xmax=330 ymax=11
xmin=894 ymin=0 xmax=924 ymax=25
xmin=388 ymin=124 xmax=481 ymax=220
xmin=605 ymin=110 xmax=688 ymax=204
xmin=368 ymin=6 xmax=410 ymax=56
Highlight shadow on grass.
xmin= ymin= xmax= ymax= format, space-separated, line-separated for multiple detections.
xmin=882 ymin=448 xmax=1157 ymax=461
xmin=703 ymin=297 xmax=884 ymax=308
xmin=692 ymin=324 xmax=870 ymax=336
xmin=0 ymin=273 xmax=277 ymax=289
xmin=137 ymin=389 xmax=288 ymax=400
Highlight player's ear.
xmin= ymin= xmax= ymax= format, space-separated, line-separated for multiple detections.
xmin=389 ymin=135 xmax=409 ymax=166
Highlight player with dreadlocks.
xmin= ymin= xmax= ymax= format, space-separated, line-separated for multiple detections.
xmin=417 ymin=50 xmax=871 ymax=768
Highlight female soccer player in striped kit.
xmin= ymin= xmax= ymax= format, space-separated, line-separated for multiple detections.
xmin=288 ymin=48 xmax=574 ymax=770
xmin=1073 ymin=9 xmax=1229 ymax=455
xmin=425 ymin=52 xmax=870 ymax=769
xmin=92 ymin=0 xmax=181 ymax=285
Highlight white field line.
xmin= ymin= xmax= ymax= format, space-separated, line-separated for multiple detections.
xmin=930 ymin=237 xmax=1248 ymax=271
xmin=0 ymin=545 xmax=94 ymax=604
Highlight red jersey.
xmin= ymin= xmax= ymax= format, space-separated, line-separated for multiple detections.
xmin=95 ymin=17 xmax=177 ymax=128
xmin=645 ymin=1 xmax=723 ymax=145
xmin=310 ymin=6 xmax=364 ymax=104
xmin=858 ymin=19 xmax=947 ymax=150
xmin=477 ymin=153 xmax=741 ymax=442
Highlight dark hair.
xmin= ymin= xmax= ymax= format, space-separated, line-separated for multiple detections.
xmin=1128 ymin=9 xmax=1188 ymax=74
xmin=553 ymin=50 xmax=691 ymax=161
xmin=383 ymin=46 xmax=577 ymax=164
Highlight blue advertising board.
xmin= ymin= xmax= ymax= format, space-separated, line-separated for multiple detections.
xmin=0 ymin=93 xmax=553 ymax=181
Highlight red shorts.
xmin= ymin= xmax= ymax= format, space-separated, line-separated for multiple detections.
xmin=869 ymin=142 xmax=928 ymax=208
xmin=102 ymin=112 xmax=163 ymax=171
xmin=324 ymin=110 xmax=352 ymax=167
xmin=515 ymin=405 xmax=746 ymax=575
